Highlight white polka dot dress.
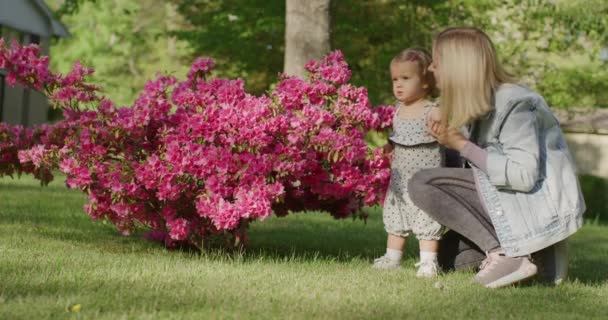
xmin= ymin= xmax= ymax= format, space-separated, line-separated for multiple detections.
xmin=383 ymin=103 xmax=445 ymax=240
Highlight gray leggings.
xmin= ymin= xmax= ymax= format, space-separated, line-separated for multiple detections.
xmin=408 ymin=167 xmax=566 ymax=281
xmin=407 ymin=168 xmax=500 ymax=270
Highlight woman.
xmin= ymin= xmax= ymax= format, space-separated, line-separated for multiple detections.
xmin=408 ymin=27 xmax=586 ymax=288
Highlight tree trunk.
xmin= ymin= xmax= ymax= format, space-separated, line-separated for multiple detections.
xmin=284 ymin=0 xmax=330 ymax=78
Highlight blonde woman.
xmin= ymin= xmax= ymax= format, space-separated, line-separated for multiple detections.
xmin=409 ymin=27 xmax=585 ymax=288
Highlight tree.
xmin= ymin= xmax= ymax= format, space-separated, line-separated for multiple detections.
xmin=283 ymin=0 xmax=330 ymax=78
xmin=330 ymin=0 xmax=456 ymax=104
xmin=51 ymin=0 xmax=608 ymax=109
xmin=171 ymin=0 xmax=285 ymax=95
xmin=53 ymin=0 xmax=92 ymax=18
xmin=459 ymin=0 xmax=608 ymax=109
xmin=48 ymin=0 xmax=192 ymax=106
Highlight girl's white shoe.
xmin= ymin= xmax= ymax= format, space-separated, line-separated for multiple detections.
xmin=415 ymin=260 xmax=439 ymax=278
xmin=372 ymin=255 xmax=402 ymax=270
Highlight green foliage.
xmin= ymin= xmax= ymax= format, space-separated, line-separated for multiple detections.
xmin=171 ymin=0 xmax=285 ymax=95
xmin=49 ymin=0 xmax=607 ymax=108
xmin=53 ymin=0 xmax=95 ymax=18
xmin=332 ymin=0 xmax=608 ymax=107
xmin=330 ymin=0 xmax=458 ymax=105
xmin=579 ymin=175 xmax=608 ymax=224
xmin=171 ymin=0 xmax=462 ymax=104
xmin=48 ymin=0 xmax=193 ymax=106
xmin=458 ymin=0 xmax=608 ymax=109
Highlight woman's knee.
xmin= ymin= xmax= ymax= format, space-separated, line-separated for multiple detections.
xmin=408 ymin=168 xmax=447 ymax=196
xmin=409 ymin=169 xmax=435 ymax=191
xmin=408 ymin=169 xmax=438 ymax=208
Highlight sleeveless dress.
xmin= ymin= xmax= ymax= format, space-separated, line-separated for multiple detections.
xmin=382 ymin=103 xmax=445 ymax=240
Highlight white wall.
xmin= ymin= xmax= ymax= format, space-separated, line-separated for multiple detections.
xmin=565 ymin=133 xmax=608 ymax=179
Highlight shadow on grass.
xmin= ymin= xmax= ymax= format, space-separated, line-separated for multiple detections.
xmin=242 ymin=211 xmax=421 ymax=262
xmin=0 ymin=201 xmax=90 ymax=228
xmin=0 ymin=180 xmax=70 ymax=193
xmin=29 ymin=206 xmax=608 ymax=286
xmin=1 ymin=261 xmax=605 ymax=320
xmin=2 ymin=175 xmax=606 ymax=286
xmin=28 ymin=209 xmax=408 ymax=262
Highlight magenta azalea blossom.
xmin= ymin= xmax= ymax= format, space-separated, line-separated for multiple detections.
xmin=1 ymin=39 xmax=393 ymax=248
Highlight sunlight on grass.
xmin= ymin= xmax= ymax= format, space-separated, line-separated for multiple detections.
xmin=0 ymin=175 xmax=606 ymax=319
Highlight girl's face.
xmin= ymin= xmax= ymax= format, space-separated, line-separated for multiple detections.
xmin=428 ymin=51 xmax=441 ymax=89
xmin=390 ymin=61 xmax=426 ymax=104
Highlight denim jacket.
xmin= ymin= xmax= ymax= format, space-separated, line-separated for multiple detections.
xmin=470 ymin=84 xmax=586 ymax=256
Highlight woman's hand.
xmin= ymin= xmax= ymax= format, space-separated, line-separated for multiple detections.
xmin=426 ymin=106 xmax=445 ymax=138
xmin=428 ymin=122 xmax=469 ymax=152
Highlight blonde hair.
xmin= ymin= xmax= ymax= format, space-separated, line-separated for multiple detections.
xmin=391 ymin=48 xmax=438 ymax=98
xmin=433 ymin=27 xmax=514 ymax=128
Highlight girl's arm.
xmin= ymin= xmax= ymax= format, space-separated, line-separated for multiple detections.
xmin=383 ymin=141 xmax=394 ymax=153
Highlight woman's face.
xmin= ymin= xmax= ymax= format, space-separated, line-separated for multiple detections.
xmin=428 ymin=51 xmax=441 ymax=89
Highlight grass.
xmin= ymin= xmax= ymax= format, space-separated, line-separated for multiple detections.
xmin=0 ymin=175 xmax=607 ymax=319
xmin=579 ymin=175 xmax=608 ymax=224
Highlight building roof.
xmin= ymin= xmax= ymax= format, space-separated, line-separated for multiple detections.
xmin=0 ymin=0 xmax=69 ymax=38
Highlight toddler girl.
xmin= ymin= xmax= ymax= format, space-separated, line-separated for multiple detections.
xmin=373 ymin=48 xmax=445 ymax=278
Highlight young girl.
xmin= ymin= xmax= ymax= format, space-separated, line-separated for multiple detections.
xmin=373 ymin=48 xmax=445 ymax=278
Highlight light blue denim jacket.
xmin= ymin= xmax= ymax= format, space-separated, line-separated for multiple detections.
xmin=470 ymin=84 xmax=585 ymax=256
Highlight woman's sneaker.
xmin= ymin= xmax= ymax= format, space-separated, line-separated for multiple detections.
xmin=372 ymin=255 xmax=401 ymax=270
xmin=474 ymin=250 xmax=538 ymax=288
xmin=415 ymin=260 xmax=439 ymax=278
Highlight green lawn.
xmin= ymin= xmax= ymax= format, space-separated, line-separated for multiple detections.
xmin=0 ymin=175 xmax=607 ymax=319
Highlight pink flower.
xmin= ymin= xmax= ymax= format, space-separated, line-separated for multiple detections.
xmin=0 ymin=40 xmax=395 ymax=246
xmin=187 ymin=57 xmax=215 ymax=81
xmin=308 ymin=50 xmax=352 ymax=84
xmin=168 ymin=218 xmax=189 ymax=240
xmin=372 ymin=105 xmax=396 ymax=130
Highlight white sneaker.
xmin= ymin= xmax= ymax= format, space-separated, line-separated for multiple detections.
xmin=415 ymin=260 xmax=439 ymax=278
xmin=372 ymin=255 xmax=402 ymax=270
xmin=473 ymin=251 xmax=537 ymax=288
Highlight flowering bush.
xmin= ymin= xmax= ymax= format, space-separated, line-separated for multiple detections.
xmin=1 ymin=38 xmax=394 ymax=249
xmin=0 ymin=122 xmax=67 ymax=184
xmin=0 ymin=123 xmax=34 ymax=179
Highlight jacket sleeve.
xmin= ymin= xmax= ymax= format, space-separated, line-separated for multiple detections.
xmin=486 ymin=99 xmax=540 ymax=192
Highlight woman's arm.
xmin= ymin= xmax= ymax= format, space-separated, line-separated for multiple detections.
xmin=460 ymin=142 xmax=487 ymax=172
xmin=486 ymin=100 xmax=540 ymax=192
xmin=427 ymin=100 xmax=540 ymax=192
xmin=428 ymin=127 xmax=489 ymax=172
